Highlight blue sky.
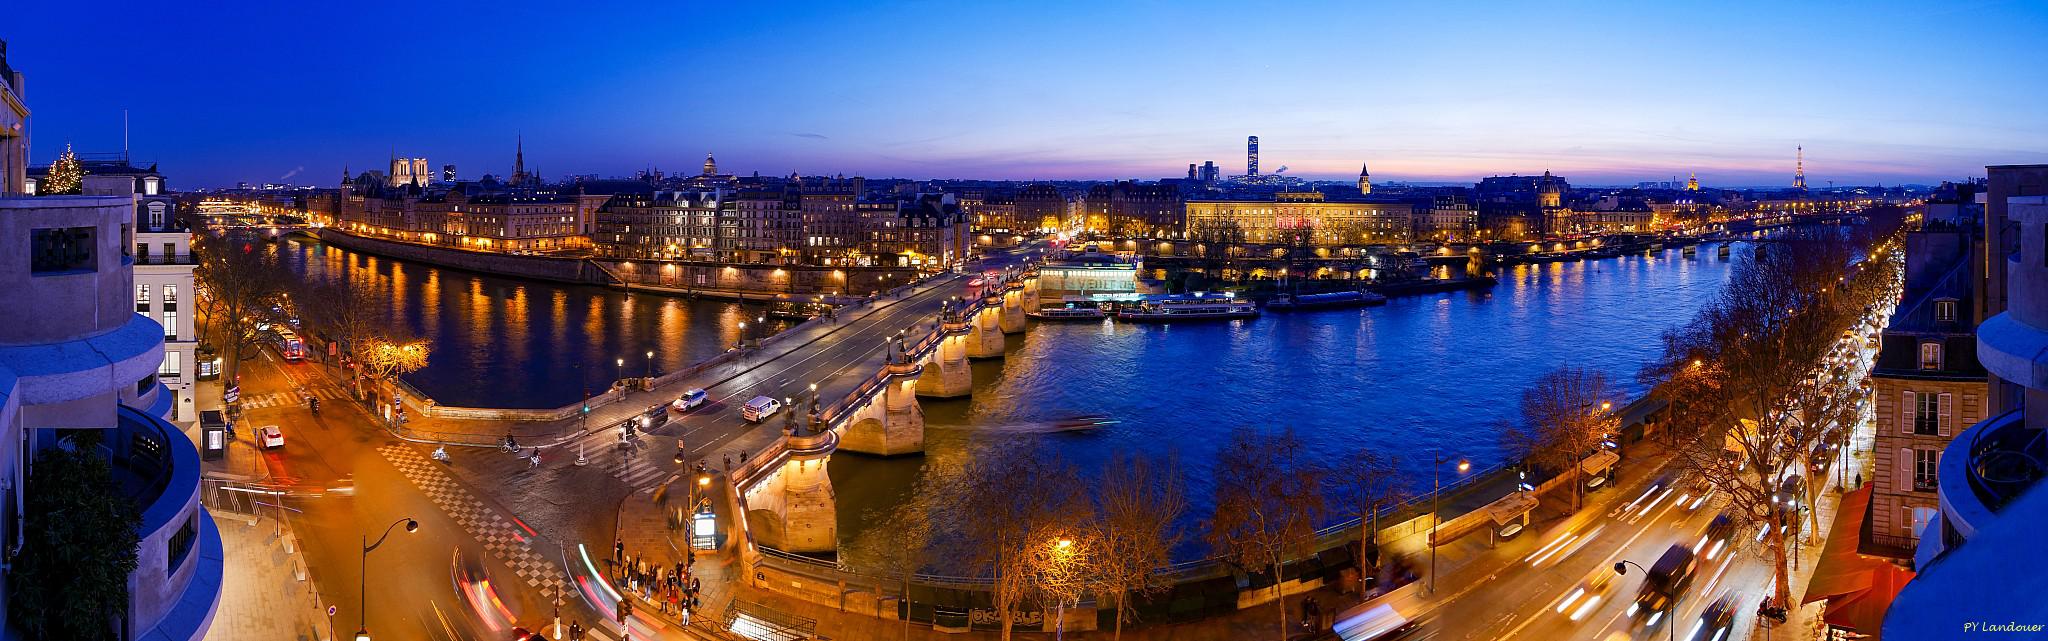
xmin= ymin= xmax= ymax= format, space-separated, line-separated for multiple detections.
xmin=8 ymin=1 xmax=2045 ymax=187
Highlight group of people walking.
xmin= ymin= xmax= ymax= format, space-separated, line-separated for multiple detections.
xmin=612 ymin=539 xmax=705 ymax=626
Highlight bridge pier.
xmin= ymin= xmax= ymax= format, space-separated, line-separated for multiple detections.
xmin=968 ymin=297 xmax=1005 ymax=359
xmin=1000 ymin=284 xmax=1028 ymax=334
xmin=743 ymin=425 xmax=838 ymax=554
xmin=839 ymin=352 xmax=926 ymax=456
xmin=916 ymin=324 xmax=973 ymax=399
xmin=1022 ymin=273 xmax=1040 ymax=312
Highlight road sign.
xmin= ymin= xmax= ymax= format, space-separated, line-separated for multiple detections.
xmin=222 ymin=386 xmax=240 ymax=403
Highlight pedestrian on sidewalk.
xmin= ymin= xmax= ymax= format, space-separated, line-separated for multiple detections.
xmin=568 ymin=620 xmax=584 ymax=641
xmin=615 ymin=539 xmax=624 ymax=564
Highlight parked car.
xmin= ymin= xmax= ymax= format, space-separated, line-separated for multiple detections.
xmin=257 ymin=425 xmax=285 ymax=449
xmin=671 ymin=388 xmax=709 ymax=412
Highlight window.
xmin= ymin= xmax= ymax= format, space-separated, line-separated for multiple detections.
xmin=1910 ymin=506 xmax=1937 ymax=537
xmin=162 ymin=311 xmax=177 ymax=339
xmin=136 ymin=283 xmax=151 ymax=312
xmin=1920 ymin=342 xmax=1944 ymax=370
xmin=143 ymin=177 xmax=161 ymax=196
xmin=148 ymin=202 xmax=167 ymax=228
xmin=30 ymin=227 xmax=95 ymax=274
xmin=1913 ymin=449 xmax=1939 ymax=491
xmin=163 ymin=285 xmax=177 ymax=308
xmin=1914 ymin=392 xmax=1939 ymax=435
xmin=160 ymin=351 xmax=181 ymax=376
xmin=1934 ymin=300 xmax=1956 ymax=322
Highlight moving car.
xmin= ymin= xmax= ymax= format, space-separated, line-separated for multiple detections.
xmin=1332 ymin=603 xmax=1416 ymax=641
xmin=1629 ymin=544 xmax=1698 ymax=629
xmin=1696 ymin=593 xmax=1738 ymax=641
xmin=1699 ymin=512 xmax=1738 ymax=560
xmin=742 ymin=396 xmax=782 ymax=423
xmin=1555 ymin=567 xmax=1619 ymax=622
xmin=671 ymin=388 xmax=709 ymax=412
xmin=257 ymin=425 xmax=285 ymax=449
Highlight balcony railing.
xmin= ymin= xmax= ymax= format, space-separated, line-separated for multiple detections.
xmin=1963 ymin=409 xmax=2046 ymax=513
xmin=133 ymin=253 xmax=198 ymax=265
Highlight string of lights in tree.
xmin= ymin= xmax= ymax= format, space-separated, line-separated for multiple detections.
xmin=45 ymin=143 xmax=86 ymax=195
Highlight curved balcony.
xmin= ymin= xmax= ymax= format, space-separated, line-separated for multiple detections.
xmin=0 ymin=312 xmax=164 ymax=407
xmin=113 ymin=403 xmax=222 ymax=641
xmin=1938 ymin=409 xmax=2046 ymax=542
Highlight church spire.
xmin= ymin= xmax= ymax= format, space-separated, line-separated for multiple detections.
xmin=516 ymin=135 xmax=527 ymax=184
xmin=1357 ymin=162 xmax=1372 ymax=195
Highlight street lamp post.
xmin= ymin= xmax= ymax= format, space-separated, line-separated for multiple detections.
xmin=1427 ymin=451 xmax=1469 ymax=595
xmin=645 ymin=349 xmax=654 ymax=381
xmin=357 ymin=517 xmax=420 ymax=641
xmin=1614 ymin=560 xmax=1675 ymax=641
xmin=615 ymin=358 xmax=624 ymax=387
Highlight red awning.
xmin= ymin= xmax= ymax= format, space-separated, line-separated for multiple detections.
xmin=1802 ymin=486 xmax=1914 ymax=633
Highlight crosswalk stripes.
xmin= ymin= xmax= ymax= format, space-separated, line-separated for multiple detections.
xmin=560 ymin=429 xmax=681 ymax=490
xmin=237 ymin=386 xmax=349 ymax=410
xmin=377 ymin=443 xmax=569 ymax=601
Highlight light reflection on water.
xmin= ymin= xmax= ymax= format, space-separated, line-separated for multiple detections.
xmin=269 ymin=236 xmax=789 ymax=408
xmin=834 ymin=246 xmax=1742 ymax=560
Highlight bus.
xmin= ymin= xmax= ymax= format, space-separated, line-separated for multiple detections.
xmin=273 ymin=329 xmax=307 ymax=361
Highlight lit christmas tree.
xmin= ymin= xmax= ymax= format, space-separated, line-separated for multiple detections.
xmin=44 ymin=143 xmax=86 ymax=195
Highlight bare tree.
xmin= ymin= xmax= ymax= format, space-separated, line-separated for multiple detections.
xmin=1641 ymin=227 xmax=1900 ymax=613
xmin=1206 ymin=426 xmax=1327 ymax=641
xmin=1499 ymin=366 xmax=1618 ymax=512
xmin=194 ymin=232 xmax=286 ymax=384
xmin=843 ymin=487 xmax=937 ymax=641
xmin=1090 ymin=450 xmax=1186 ymax=641
xmin=933 ymin=449 xmax=1091 ymax=641
xmin=293 ymin=279 xmax=386 ymax=396
xmin=1331 ymin=447 xmax=1404 ymax=596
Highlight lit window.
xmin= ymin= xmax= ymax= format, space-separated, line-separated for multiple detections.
xmin=1919 ymin=342 xmax=1943 ymax=370
xmin=162 ymin=311 xmax=178 ymax=339
xmin=159 ymin=351 xmax=181 ymax=376
xmin=137 ymin=283 xmax=151 ymax=312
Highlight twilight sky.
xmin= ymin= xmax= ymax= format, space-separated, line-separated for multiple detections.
xmin=8 ymin=1 xmax=2046 ymax=188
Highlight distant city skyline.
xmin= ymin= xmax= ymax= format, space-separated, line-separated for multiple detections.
xmin=8 ymin=0 xmax=2045 ymax=187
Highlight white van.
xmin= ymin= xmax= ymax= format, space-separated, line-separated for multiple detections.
xmin=742 ymin=396 xmax=782 ymax=423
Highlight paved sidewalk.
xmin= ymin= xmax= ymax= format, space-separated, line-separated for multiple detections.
xmin=202 ymin=510 xmax=332 ymax=641
xmin=1753 ymin=393 xmax=1880 ymax=641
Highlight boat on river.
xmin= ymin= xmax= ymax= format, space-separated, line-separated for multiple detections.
xmin=1027 ymin=304 xmax=1108 ymax=321
xmin=1266 ymin=290 xmax=1388 ymax=311
xmin=1116 ymin=295 xmax=1259 ymax=322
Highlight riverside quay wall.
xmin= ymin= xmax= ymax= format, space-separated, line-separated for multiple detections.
xmin=313 ymin=227 xmax=923 ymax=297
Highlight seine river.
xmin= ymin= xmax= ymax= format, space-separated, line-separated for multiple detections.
xmin=273 ymin=234 xmax=1745 ymax=556
xmin=833 ymin=245 xmax=1744 ymax=555
xmin=269 ymin=236 xmax=790 ymax=408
